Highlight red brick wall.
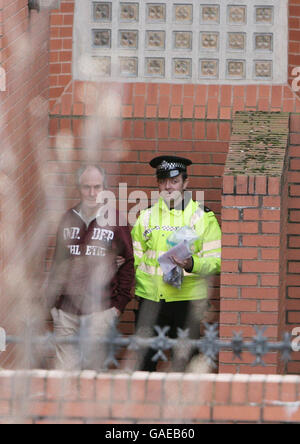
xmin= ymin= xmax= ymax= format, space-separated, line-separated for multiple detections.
xmin=0 ymin=1 xmax=50 ymax=367
xmin=45 ymin=0 xmax=300 ymax=369
xmin=289 ymin=0 xmax=300 ymax=98
xmin=47 ymin=112 xmax=226 ymax=338
xmin=286 ymin=113 xmax=300 ymax=373
xmin=49 ymin=1 xmax=300 ymax=115
xmin=0 ymin=0 xmax=299 ymax=377
xmin=47 ymin=0 xmax=300 ymax=220
xmin=220 ymin=112 xmax=290 ymax=374
xmin=49 ymin=0 xmax=74 ymax=110
xmin=221 ymin=178 xmax=289 ymax=374
xmin=49 ymin=0 xmax=300 ymax=115
xmin=48 ymin=113 xmax=227 ymax=217
xmin=1 ymin=370 xmax=300 ymax=424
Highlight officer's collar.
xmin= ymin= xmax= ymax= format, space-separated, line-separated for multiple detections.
xmin=159 ymin=192 xmax=192 ymax=211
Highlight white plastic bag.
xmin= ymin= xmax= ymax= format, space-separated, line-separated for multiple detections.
xmin=167 ymin=226 xmax=199 ymax=249
xmin=161 ymin=226 xmax=199 ymax=289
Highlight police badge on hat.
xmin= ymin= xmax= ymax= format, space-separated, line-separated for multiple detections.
xmin=150 ymin=156 xmax=192 ymax=179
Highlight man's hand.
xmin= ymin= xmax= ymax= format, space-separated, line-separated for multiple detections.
xmin=112 ymin=307 xmax=121 ymax=317
xmin=116 ymin=256 xmax=126 ymax=269
xmin=171 ymin=256 xmax=193 ymax=273
xmin=100 ymin=307 xmax=121 ymax=328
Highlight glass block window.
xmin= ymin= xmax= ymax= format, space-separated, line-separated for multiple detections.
xmin=73 ymin=0 xmax=288 ymax=84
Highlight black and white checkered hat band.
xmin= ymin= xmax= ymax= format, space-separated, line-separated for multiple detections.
xmin=144 ymin=225 xmax=179 ymax=238
xmin=157 ymin=161 xmax=186 ymax=171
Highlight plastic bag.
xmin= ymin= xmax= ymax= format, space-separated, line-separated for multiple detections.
xmin=163 ymin=226 xmax=199 ymax=289
xmin=167 ymin=226 xmax=199 ymax=249
xmin=163 ymin=267 xmax=183 ymax=289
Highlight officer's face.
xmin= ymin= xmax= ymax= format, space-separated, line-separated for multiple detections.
xmin=157 ymin=174 xmax=188 ymax=206
xmin=78 ymin=167 xmax=104 ymax=212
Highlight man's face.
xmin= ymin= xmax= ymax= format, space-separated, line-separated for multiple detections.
xmin=78 ymin=167 xmax=104 ymax=212
xmin=157 ymin=174 xmax=188 ymax=207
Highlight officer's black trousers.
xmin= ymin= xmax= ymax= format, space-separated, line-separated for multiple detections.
xmin=135 ymin=298 xmax=207 ymax=372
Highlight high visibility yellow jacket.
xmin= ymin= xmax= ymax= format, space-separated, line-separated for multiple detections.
xmin=131 ymin=197 xmax=221 ymax=303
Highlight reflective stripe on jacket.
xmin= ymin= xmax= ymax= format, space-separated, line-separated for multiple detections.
xmin=131 ymin=197 xmax=221 ymax=303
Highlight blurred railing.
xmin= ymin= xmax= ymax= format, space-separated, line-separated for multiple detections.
xmin=1 ymin=322 xmax=294 ymax=371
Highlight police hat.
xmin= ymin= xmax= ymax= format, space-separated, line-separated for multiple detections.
xmin=150 ymin=155 xmax=192 ymax=179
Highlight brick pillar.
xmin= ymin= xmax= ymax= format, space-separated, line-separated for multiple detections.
xmin=219 ymin=112 xmax=289 ymax=374
xmin=286 ymin=113 xmax=300 ymax=374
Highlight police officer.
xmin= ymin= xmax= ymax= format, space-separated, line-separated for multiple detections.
xmin=131 ymin=155 xmax=221 ymax=371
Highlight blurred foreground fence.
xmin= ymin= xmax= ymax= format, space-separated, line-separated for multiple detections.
xmin=0 ymin=323 xmax=295 ymax=371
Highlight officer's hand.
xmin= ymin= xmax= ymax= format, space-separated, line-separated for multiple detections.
xmin=171 ymin=256 xmax=193 ymax=273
